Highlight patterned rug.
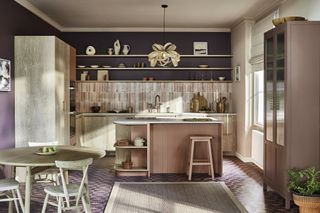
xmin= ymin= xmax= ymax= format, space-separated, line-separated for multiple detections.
xmin=0 ymin=166 xmax=114 ymax=213
xmin=105 ymin=182 xmax=248 ymax=213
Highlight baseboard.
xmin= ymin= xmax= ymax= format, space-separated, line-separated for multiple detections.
xmin=235 ymin=152 xmax=252 ymax=163
xmin=235 ymin=152 xmax=264 ymax=170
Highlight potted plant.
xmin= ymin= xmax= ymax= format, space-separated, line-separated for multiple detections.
xmin=288 ymin=167 xmax=320 ymax=212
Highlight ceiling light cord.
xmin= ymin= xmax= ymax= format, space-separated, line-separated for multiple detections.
xmin=162 ymin=4 xmax=168 ymax=44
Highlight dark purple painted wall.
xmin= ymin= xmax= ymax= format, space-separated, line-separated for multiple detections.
xmin=0 ymin=0 xmax=60 ymax=152
xmin=62 ymin=32 xmax=231 ymax=80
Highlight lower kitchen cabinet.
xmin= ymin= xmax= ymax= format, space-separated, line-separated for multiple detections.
xmin=208 ymin=114 xmax=237 ymax=155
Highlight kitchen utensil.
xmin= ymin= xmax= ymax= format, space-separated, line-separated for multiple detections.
xmin=90 ymin=65 xmax=99 ymax=68
xmin=77 ymin=65 xmax=85 ymax=68
xmin=90 ymin=106 xmax=101 ymax=113
xmin=218 ymin=76 xmax=225 ymax=81
xmin=199 ymin=64 xmax=209 ymax=68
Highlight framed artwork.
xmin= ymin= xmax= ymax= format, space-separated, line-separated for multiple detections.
xmin=193 ymin=42 xmax=208 ymax=55
xmin=0 ymin=59 xmax=11 ymax=91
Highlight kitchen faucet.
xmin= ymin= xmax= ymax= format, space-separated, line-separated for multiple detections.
xmin=155 ymin=95 xmax=161 ymax=112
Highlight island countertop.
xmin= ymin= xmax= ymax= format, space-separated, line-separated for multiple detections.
xmin=113 ymin=117 xmax=224 ymax=125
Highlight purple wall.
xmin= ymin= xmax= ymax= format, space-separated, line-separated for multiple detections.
xmin=0 ymin=0 xmax=60 ymax=153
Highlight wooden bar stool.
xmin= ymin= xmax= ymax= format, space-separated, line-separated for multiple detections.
xmin=187 ymin=136 xmax=214 ymax=180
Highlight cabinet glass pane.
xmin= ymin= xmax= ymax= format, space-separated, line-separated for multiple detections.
xmin=265 ymin=37 xmax=274 ymax=142
xmin=276 ymin=33 xmax=285 ymax=146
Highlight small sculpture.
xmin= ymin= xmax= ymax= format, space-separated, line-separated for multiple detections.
xmin=114 ymin=40 xmax=121 ymax=55
xmin=85 ymin=46 xmax=96 ymax=55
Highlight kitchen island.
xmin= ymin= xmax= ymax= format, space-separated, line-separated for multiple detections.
xmin=114 ymin=117 xmax=223 ymax=177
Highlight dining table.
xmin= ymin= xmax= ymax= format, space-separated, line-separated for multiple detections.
xmin=0 ymin=145 xmax=106 ymax=213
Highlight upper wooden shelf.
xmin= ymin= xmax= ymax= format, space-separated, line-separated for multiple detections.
xmin=76 ymin=54 xmax=233 ymax=58
xmin=76 ymin=67 xmax=232 ymax=70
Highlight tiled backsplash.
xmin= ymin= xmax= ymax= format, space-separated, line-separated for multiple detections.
xmin=76 ymin=82 xmax=232 ymax=113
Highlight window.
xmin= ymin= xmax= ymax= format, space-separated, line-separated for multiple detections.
xmin=253 ymin=70 xmax=264 ymax=126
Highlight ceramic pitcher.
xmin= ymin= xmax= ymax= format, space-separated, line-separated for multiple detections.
xmin=114 ymin=40 xmax=121 ymax=55
xmin=122 ymin=44 xmax=130 ymax=55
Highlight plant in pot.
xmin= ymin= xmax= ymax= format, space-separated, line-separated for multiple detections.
xmin=288 ymin=167 xmax=320 ymax=213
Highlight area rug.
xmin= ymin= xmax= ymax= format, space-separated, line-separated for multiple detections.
xmin=105 ymin=182 xmax=248 ymax=213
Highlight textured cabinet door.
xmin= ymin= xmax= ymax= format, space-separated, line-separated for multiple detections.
xmin=82 ymin=117 xmax=107 ymax=150
xmin=75 ymin=116 xmax=83 ymax=146
xmin=14 ymin=36 xmax=72 ymax=147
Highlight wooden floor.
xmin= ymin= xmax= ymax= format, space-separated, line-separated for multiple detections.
xmin=95 ymin=155 xmax=299 ymax=213
xmin=0 ymin=156 xmax=299 ymax=212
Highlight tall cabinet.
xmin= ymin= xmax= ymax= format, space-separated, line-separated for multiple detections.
xmin=15 ymin=36 xmax=75 ymax=147
xmin=264 ymin=21 xmax=320 ymax=208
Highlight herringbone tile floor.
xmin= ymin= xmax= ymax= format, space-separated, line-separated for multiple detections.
xmin=0 ymin=156 xmax=299 ymax=212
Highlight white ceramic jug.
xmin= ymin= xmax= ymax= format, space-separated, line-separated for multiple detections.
xmin=114 ymin=40 xmax=121 ymax=55
xmin=122 ymin=44 xmax=130 ymax=55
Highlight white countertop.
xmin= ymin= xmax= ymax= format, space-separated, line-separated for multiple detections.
xmin=113 ymin=117 xmax=224 ymax=125
xmin=76 ymin=112 xmax=236 ymax=118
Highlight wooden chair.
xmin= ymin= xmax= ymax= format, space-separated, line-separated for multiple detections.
xmin=187 ymin=136 xmax=214 ymax=180
xmin=41 ymin=158 xmax=93 ymax=213
xmin=0 ymin=179 xmax=24 ymax=213
xmin=28 ymin=141 xmax=61 ymax=184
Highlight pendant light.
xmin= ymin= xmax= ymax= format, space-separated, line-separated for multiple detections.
xmin=148 ymin=4 xmax=180 ymax=67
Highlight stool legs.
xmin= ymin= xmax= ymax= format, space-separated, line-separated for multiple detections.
xmin=207 ymin=140 xmax=215 ymax=180
xmin=188 ymin=140 xmax=195 ymax=181
xmin=188 ymin=138 xmax=214 ymax=181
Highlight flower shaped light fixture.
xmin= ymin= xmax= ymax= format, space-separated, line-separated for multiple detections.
xmin=148 ymin=5 xmax=180 ymax=67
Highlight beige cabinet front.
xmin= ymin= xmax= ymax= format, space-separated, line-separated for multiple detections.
xmin=208 ymin=114 xmax=236 ymax=155
xmin=82 ymin=117 xmax=108 ymax=150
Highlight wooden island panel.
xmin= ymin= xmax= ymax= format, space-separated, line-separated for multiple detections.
xmin=150 ymin=124 xmax=222 ymax=176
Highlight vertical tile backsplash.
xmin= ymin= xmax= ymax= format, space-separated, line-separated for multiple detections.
xmin=76 ymin=82 xmax=233 ymax=113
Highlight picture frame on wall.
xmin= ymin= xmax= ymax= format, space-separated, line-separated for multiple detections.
xmin=193 ymin=42 xmax=208 ymax=55
xmin=0 ymin=58 xmax=11 ymax=91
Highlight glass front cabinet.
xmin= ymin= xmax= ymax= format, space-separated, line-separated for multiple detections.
xmin=264 ymin=22 xmax=320 ymax=209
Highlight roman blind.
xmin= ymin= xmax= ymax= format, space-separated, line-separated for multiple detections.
xmin=250 ymin=12 xmax=275 ymax=72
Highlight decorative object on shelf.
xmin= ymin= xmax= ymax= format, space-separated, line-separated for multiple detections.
xmin=114 ymin=40 xmax=121 ymax=55
xmin=122 ymin=160 xmax=133 ymax=169
xmin=90 ymin=105 xmax=101 ymax=113
xmin=148 ymin=5 xmax=180 ymax=67
xmin=272 ymin=16 xmax=306 ymax=27
xmin=218 ymin=76 xmax=225 ymax=81
xmin=198 ymin=64 xmax=209 ymax=68
xmin=288 ymin=167 xmax=320 ymax=213
xmin=134 ymin=137 xmax=146 ymax=147
xmin=80 ymin=71 xmax=89 ymax=81
xmin=133 ymin=62 xmax=145 ymax=68
xmin=193 ymin=42 xmax=208 ymax=55
xmin=190 ymin=92 xmax=208 ymax=112
xmin=216 ymin=97 xmax=227 ymax=113
xmin=97 ymin=70 xmax=109 ymax=81
xmin=0 ymin=58 xmax=11 ymax=92
xmin=108 ymin=48 xmax=113 ymax=55
xmin=234 ymin=65 xmax=240 ymax=82
xmin=127 ymin=105 xmax=134 ymax=113
xmin=77 ymin=65 xmax=86 ymax=68
xmin=85 ymin=46 xmax=96 ymax=55
xmin=90 ymin=65 xmax=99 ymax=68
xmin=122 ymin=44 xmax=131 ymax=55
xmin=118 ymin=63 xmax=126 ymax=68
xmin=114 ymin=139 xmax=130 ymax=146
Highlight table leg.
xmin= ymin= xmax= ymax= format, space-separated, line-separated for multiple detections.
xmin=24 ymin=166 xmax=32 ymax=213
xmin=8 ymin=166 xmax=16 ymax=213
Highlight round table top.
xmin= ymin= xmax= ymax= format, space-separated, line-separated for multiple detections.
xmin=0 ymin=146 xmax=105 ymax=167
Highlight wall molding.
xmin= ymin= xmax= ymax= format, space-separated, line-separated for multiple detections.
xmin=15 ymin=0 xmax=63 ymax=31
xmin=15 ymin=0 xmax=230 ymax=33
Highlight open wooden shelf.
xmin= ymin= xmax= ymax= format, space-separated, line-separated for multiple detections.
xmin=76 ymin=67 xmax=232 ymax=71
xmin=76 ymin=80 xmax=233 ymax=83
xmin=77 ymin=54 xmax=233 ymax=58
